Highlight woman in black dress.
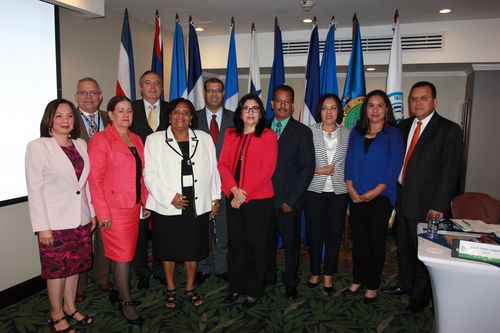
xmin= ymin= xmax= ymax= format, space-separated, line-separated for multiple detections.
xmin=143 ymin=98 xmax=221 ymax=309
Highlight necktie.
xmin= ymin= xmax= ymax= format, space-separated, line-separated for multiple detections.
xmin=402 ymin=120 xmax=422 ymax=184
xmin=276 ymin=121 xmax=282 ymax=138
xmin=88 ymin=114 xmax=98 ymax=138
xmin=147 ymin=105 xmax=158 ymax=131
xmin=210 ymin=114 xmax=219 ymax=144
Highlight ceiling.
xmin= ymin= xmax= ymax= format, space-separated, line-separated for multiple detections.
xmin=105 ymin=0 xmax=500 ymax=36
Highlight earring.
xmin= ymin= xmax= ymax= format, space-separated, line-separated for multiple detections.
xmin=48 ymin=127 xmax=53 ymax=136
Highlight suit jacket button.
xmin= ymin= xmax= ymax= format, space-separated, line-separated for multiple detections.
xmin=76 ymin=191 xmax=81 ymax=195
xmin=194 ymin=179 xmax=198 ymax=182
xmin=195 ymin=197 xmax=198 ymax=200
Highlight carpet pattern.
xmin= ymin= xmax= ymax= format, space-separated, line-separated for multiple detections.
xmin=0 ymin=238 xmax=434 ymax=332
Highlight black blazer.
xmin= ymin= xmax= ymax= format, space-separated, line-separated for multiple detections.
xmin=196 ymin=107 xmax=234 ymax=159
xmin=270 ymin=117 xmax=315 ymax=209
xmin=397 ymin=112 xmax=462 ymax=220
xmin=130 ymin=99 xmax=169 ymax=143
xmin=78 ymin=110 xmax=110 ymax=143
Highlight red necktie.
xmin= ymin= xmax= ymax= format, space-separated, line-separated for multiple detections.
xmin=402 ymin=121 xmax=422 ymax=185
xmin=210 ymin=115 xmax=219 ymax=144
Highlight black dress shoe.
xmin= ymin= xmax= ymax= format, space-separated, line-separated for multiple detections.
xmin=285 ymin=286 xmax=298 ymax=299
xmin=307 ymin=281 xmax=319 ymax=289
xmin=137 ymin=277 xmax=150 ymax=290
xmin=196 ymin=272 xmax=211 ymax=285
xmin=224 ymin=292 xmax=241 ymax=302
xmin=381 ymin=286 xmax=408 ymax=296
xmin=241 ymin=297 xmax=258 ymax=309
xmin=215 ymin=273 xmax=228 ymax=282
xmin=363 ymin=296 xmax=377 ymax=304
xmin=323 ymin=286 xmax=334 ymax=295
xmin=406 ymin=299 xmax=428 ymax=313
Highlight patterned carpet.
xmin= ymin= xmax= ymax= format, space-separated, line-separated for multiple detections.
xmin=0 ymin=236 xmax=434 ymax=333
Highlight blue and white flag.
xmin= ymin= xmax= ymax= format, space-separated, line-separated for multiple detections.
xmin=341 ymin=14 xmax=366 ymax=129
xmin=386 ymin=10 xmax=404 ymax=123
xmin=188 ymin=17 xmax=204 ymax=110
xmin=299 ymin=20 xmax=320 ymax=126
xmin=116 ymin=8 xmax=135 ymax=100
xmin=151 ymin=10 xmax=164 ymax=100
xmin=248 ymin=23 xmax=262 ymax=99
xmin=224 ymin=18 xmax=239 ymax=111
xmin=266 ymin=17 xmax=285 ymax=119
xmin=169 ymin=14 xmax=187 ymax=100
xmin=320 ymin=17 xmax=338 ymax=97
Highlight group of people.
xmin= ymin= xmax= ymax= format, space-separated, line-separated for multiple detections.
xmin=26 ymin=73 xmax=462 ymax=331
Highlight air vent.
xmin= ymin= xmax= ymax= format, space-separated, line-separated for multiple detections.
xmin=283 ymin=34 xmax=443 ymax=55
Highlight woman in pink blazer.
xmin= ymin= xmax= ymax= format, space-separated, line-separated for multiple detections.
xmin=26 ymin=99 xmax=95 ymax=333
xmin=88 ymin=96 xmax=148 ymax=325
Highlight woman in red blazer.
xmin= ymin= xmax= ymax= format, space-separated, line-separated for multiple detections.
xmin=218 ymin=94 xmax=278 ymax=308
xmin=88 ymin=96 xmax=148 ymax=325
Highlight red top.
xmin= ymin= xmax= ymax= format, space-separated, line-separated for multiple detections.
xmin=218 ymin=127 xmax=278 ymax=202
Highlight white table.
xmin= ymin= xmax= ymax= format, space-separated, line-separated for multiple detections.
xmin=417 ymin=224 xmax=500 ymax=333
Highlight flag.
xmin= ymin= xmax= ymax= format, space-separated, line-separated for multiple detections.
xmin=169 ymin=14 xmax=187 ymax=100
xmin=116 ymin=8 xmax=135 ymax=100
xmin=188 ymin=16 xmax=204 ymax=110
xmin=248 ymin=23 xmax=262 ymax=99
xmin=386 ymin=10 xmax=404 ymax=123
xmin=341 ymin=14 xmax=366 ymax=129
xmin=151 ymin=9 xmax=164 ymax=100
xmin=299 ymin=19 xmax=320 ymax=126
xmin=266 ymin=17 xmax=285 ymax=119
xmin=224 ymin=18 xmax=238 ymax=111
xmin=320 ymin=16 xmax=338 ymax=97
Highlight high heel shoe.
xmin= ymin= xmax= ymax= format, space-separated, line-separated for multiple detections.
xmin=64 ymin=309 xmax=93 ymax=326
xmin=47 ymin=316 xmax=74 ymax=333
xmin=118 ymin=301 xmax=144 ymax=325
xmin=109 ymin=290 xmax=142 ymax=307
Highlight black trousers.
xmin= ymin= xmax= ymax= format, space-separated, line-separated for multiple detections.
xmin=227 ymin=198 xmax=274 ymax=298
xmin=132 ymin=218 xmax=163 ymax=279
xmin=303 ymin=191 xmax=348 ymax=276
xmin=349 ymin=196 xmax=392 ymax=290
xmin=396 ymin=213 xmax=432 ymax=304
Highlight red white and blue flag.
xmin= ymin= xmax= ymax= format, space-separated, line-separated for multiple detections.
xmin=116 ymin=8 xmax=135 ymax=100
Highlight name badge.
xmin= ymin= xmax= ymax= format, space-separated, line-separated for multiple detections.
xmin=183 ymin=175 xmax=193 ymax=187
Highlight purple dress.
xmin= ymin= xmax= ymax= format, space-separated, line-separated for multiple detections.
xmin=38 ymin=145 xmax=92 ymax=279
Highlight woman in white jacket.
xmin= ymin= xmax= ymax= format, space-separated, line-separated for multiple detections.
xmin=144 ymin=98 xmax=221 ymax=310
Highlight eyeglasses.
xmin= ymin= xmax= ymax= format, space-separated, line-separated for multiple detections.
xmin=77 ymin=90 xmax=100 ymax=97
xmin=171 ymin=109 xmax=191 ymax=117
xmin=206 ymin=89 xmax=223 ymax=95
xmin=241 ymin=105 xmax=261 ymax=114
xmin=409 ymin=95 xmax=433 ymax=103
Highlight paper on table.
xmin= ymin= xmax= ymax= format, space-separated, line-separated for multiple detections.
xmin=451 ymin=219 xmax=500 ymax=233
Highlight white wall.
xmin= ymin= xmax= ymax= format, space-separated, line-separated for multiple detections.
xmin=199 ymin=18 xmax=500 ymax=69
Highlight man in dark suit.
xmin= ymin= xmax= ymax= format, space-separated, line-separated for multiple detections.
xmin=268 ymin=85 xmax=315 ymax=298
xmin=195 ymin=78 xmax=234 ymax=284
xmin=383 ymin=81 xmax=462 ymax=312
xmin=130 ymin=70 xmax=169 ymax=289
xmin=74 ymin=77 xmax=113 ymax=301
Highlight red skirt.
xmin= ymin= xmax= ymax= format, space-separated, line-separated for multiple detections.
xmin=38 ymin=224 xmax=92 ymax=279
xmin=101 ymin=204 xmax=140 ymax=262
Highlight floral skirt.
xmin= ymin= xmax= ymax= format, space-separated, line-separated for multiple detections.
xmin=38 ymin=224 xmax=92 ymax=279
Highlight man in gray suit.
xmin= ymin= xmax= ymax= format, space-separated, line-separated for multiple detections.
xmin=196 ymin=78 xmax=234 ymax=284
xmin=74 ymin=77 xmax=113 ymax=301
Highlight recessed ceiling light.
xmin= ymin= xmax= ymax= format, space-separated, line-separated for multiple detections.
xmin=439 ymin=8 xmax=451 ymax=14
xmin=303 ymin=18 xmax=313 ymax=23
xmin=366 ymin=67 xmax=376 ymax=71
xmin=195 ymin=27 xmax=204 ymax=32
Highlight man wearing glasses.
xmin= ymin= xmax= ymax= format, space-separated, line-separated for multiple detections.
xmin=74 ymin=77 xmax=113 ymax=301
xmin=268 ymin=85 xmax=315 ymax=299
xmin=195 ymin=78 xmax=234 ymax=285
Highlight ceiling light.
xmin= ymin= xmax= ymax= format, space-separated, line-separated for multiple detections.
xmin=439 ymin=8 xmax=451 ymax=14
xmin=366 ymin=67 xmax=376 ymax=71
xmin=195 ymin=27 xmax=204 ymax=32
xmin=303 ymin=18 xmax=313 ymax=23
xmin=299 ymin=0 xmax=316 ymax=12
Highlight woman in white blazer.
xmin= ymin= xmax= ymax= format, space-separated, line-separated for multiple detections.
xmin=303 ymin=94 xmax=351 ymax=295
xmin=144 ymin=98 xmax=221 ymax=309
xmin=25 ymin=99 xmax=95 ymax=332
